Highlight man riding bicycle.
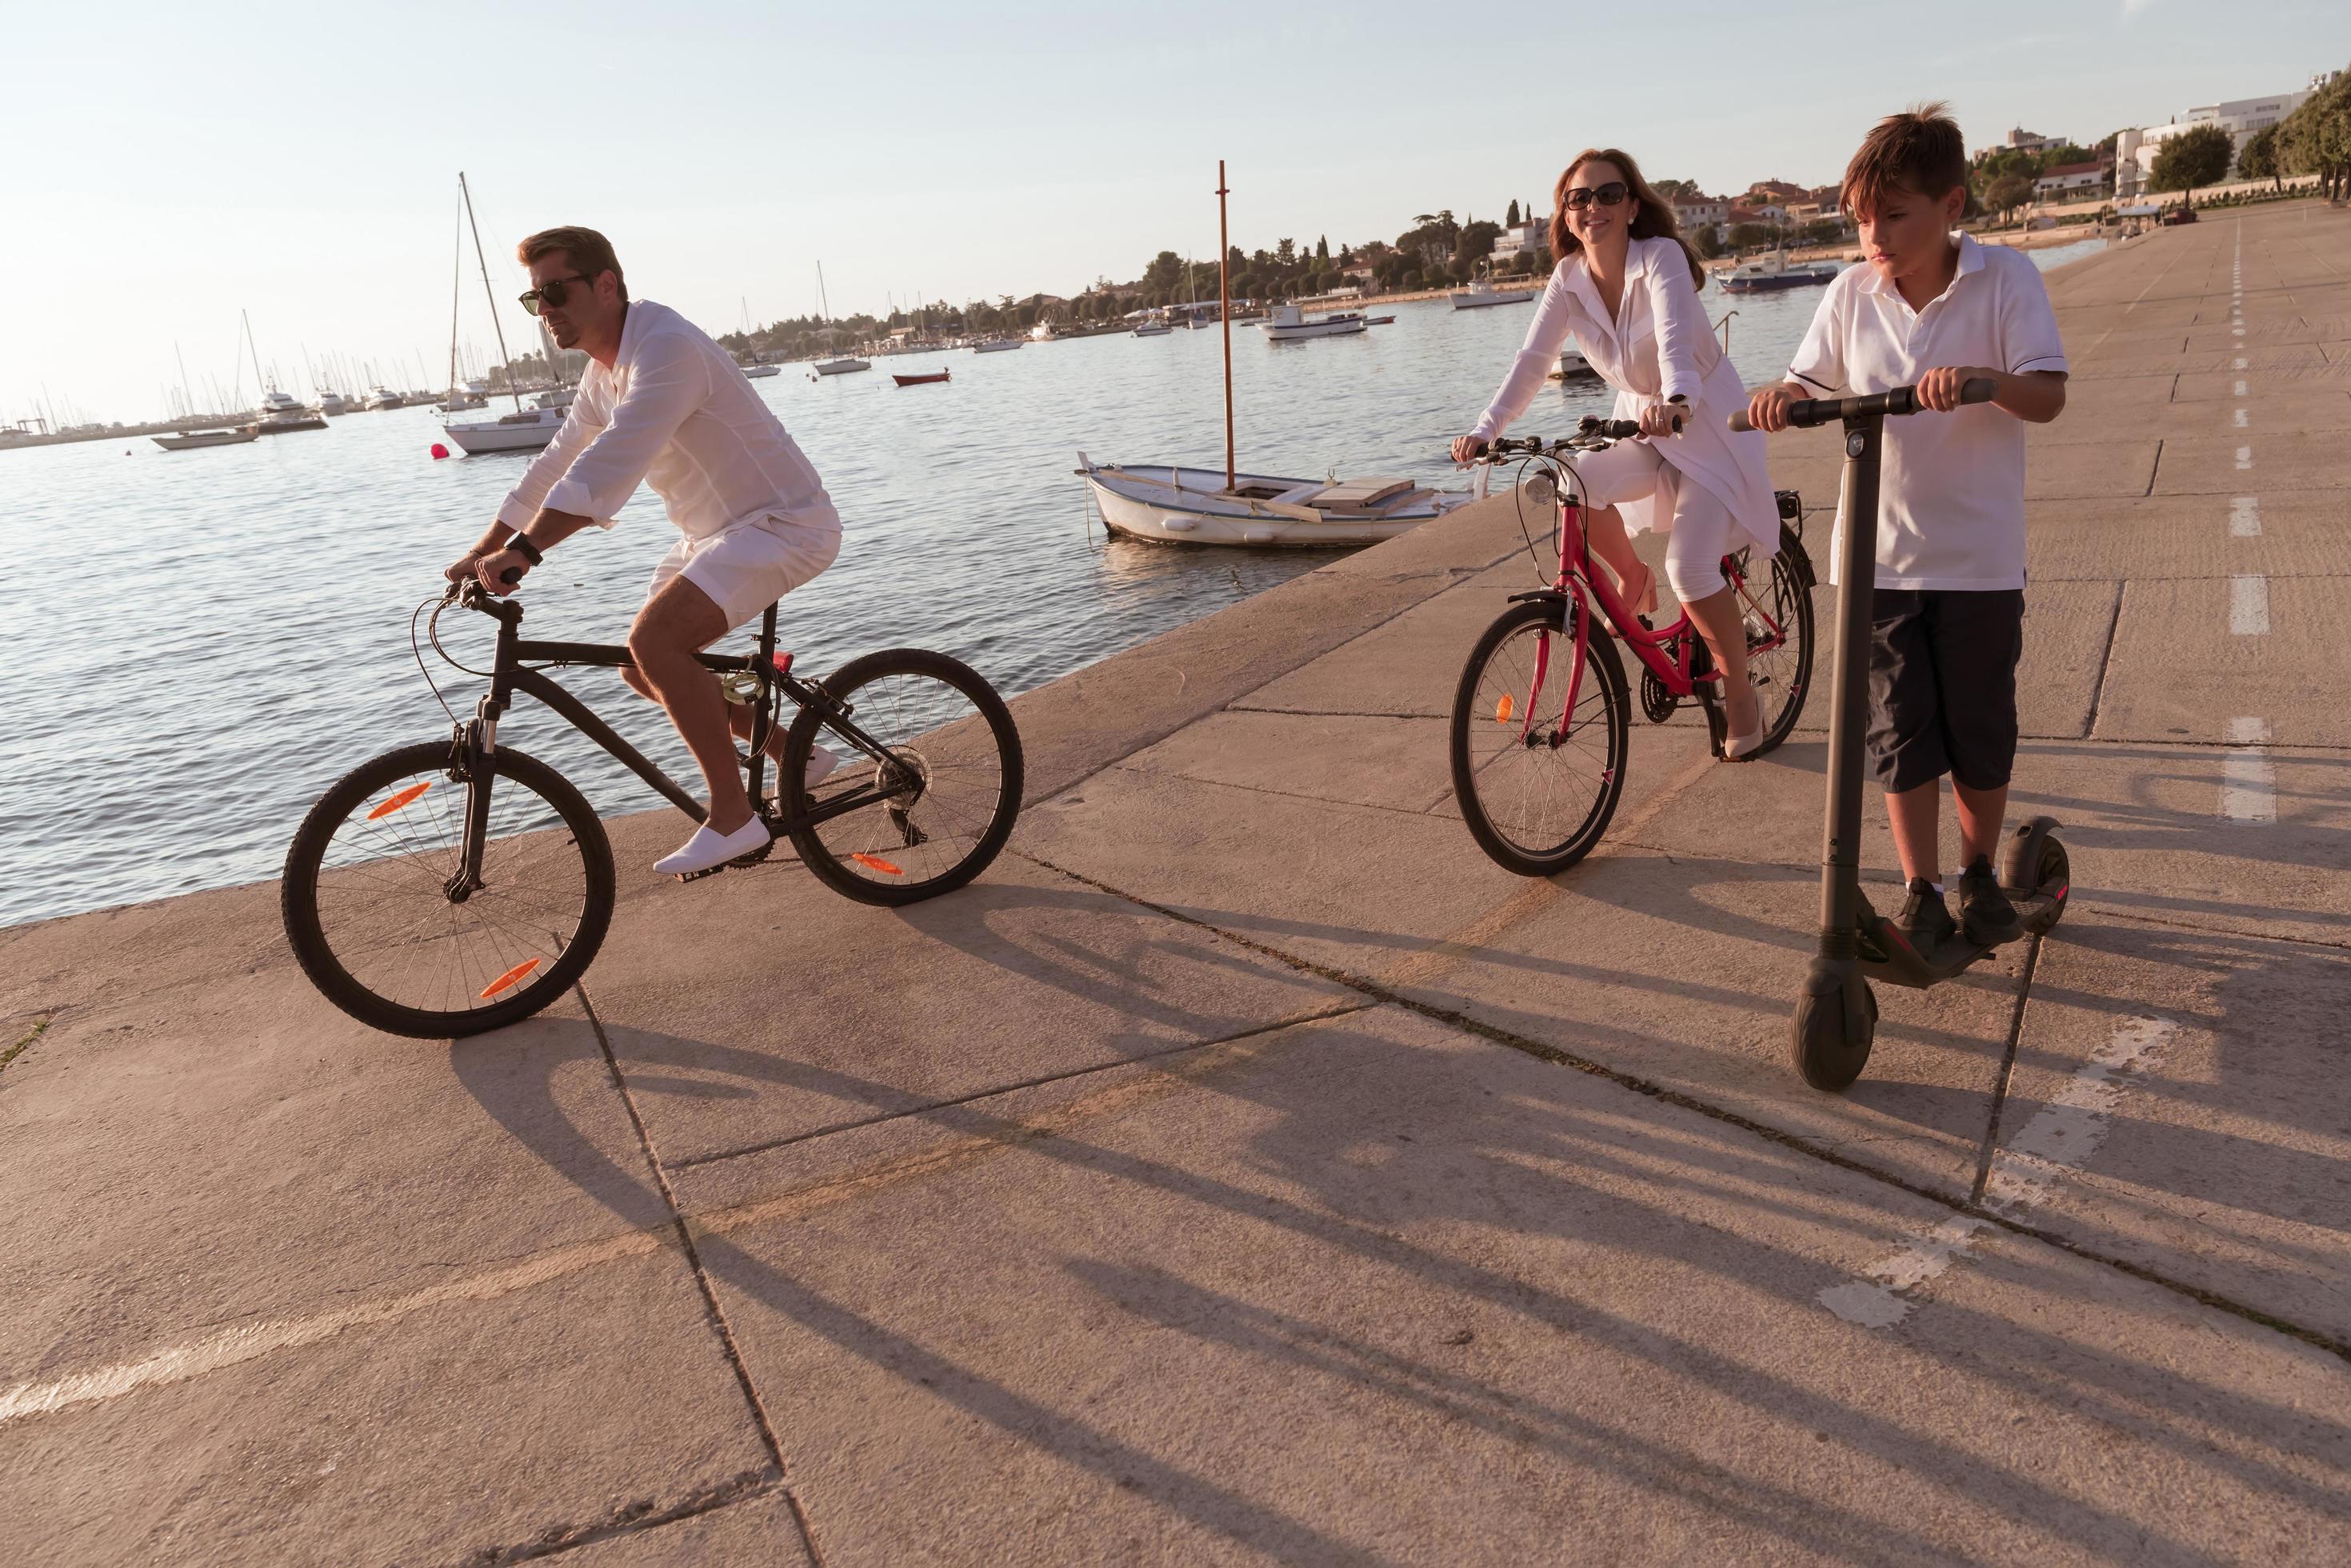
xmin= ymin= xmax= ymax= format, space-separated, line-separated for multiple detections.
xmin=445 ymin=226 xmax=842 ymax=877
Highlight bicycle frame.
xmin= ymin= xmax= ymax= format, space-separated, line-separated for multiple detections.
xmin=1507 ymin=470 xmax=1789 ymax=747
xmin=442 ymin=590 xmax=914 ymax=893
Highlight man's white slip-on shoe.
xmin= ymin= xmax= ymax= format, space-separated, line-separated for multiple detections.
xmin=804 ymin=745 xmax=842 ymax=789
xmin=654 ymin=817 xmax=772 ymax=877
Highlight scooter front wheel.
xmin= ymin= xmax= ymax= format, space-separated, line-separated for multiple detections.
xmin=1790 ymin=962 xmax=1877 ymax=1091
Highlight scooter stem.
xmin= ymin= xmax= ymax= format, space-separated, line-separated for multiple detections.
xmin=1817 ymin=414 xmax=1883 ymax=955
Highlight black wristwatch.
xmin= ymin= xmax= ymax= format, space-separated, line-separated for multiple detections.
xmin=505 ymin=533 xmax=545 ymax=565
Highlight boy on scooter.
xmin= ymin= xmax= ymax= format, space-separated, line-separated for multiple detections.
xmin=1746 ymin=103 xmax=2069 ymax=950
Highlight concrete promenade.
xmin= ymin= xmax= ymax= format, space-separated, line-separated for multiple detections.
xmin=5 ymin=203 xmax=2348 ymax=1563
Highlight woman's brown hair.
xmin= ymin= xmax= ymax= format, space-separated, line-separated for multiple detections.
xmin=1548 ymin=149 xmax=1705 ymax=287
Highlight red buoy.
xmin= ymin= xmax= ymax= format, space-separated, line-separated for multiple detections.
xmin=430 ymin=442 xmax=450 ymax=459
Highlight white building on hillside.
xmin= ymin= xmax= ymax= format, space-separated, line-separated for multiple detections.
xmin=1489 ymin=217 xmax=1549 ymax=264
xmin=2117 ymin=74 xmax=2334 ymax=198
xmin=1672 ymin=196 xmax=1729 ymax=240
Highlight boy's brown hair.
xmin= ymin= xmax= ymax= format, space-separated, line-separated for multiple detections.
xmin=1842 ymin=102 xmax=1969 ymax=219
xmin=516 ymin=226 xmax=625 ymax=295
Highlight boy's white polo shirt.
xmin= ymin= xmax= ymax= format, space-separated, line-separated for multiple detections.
xmin=1787 ymin=233 xmax=2067 ymax=590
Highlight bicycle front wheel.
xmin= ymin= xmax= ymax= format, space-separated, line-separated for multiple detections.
xmin=784 ymin=648 xmax=1023 ymax=907
xmin=282 ymin=742 xmax=614 ymax=1038
xmin=1449 ymin=598 xmax=1630 ymax=876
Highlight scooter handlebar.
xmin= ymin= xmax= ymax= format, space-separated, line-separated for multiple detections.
xmin=1729 ymin=376 xmax=1997 ymax=433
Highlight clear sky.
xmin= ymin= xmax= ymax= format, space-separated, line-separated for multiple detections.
xmin=4 ymin=0 xmax=2341 ymax=424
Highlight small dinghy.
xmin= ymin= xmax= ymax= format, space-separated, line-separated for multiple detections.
xmin=893 ymin=369 xmax=951 ymax=386
xmin=1078 ymin=457 xmax=1467 ymax=548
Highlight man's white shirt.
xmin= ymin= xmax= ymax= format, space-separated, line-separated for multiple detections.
xmin=497 ymin=298 xmax=838 ymax=542
xmin=1787 ymin=233 xmax=2067 ymax=590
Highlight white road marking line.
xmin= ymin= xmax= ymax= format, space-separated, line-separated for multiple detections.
xmin=2236 ymin=445 xmax=2253 ymax=470
xmin=2233 ymin=326 xmax=2245 ymax=337
xmin=1821 ymin=1018 xmax=2180 ymax=1328
xmin=2234 ymin=356 xmax=2249 ymax=370
xmin=2234 ymin=379 xmax=2248 ymax=395
xmin=2229 ymin=496 xmax=2261 ymax=536
xmin=2223 ymin=717 xmax=2276 ymax=822
xmin=0 ymin=1229 xmax=670 ymax=1423
xmin=2230 ymin=574 xmax=2269 ymax=634
xmin=2234 ymin=407 xmax=2249 ymax=427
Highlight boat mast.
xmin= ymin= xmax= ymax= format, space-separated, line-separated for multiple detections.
xmin=1217 ymin=159 xmax=1235 ymax=490
xmin=445 ymin=203 xmax=464 ymax=398
xmin=242 ymin=310 xmax=266 ymax=400
xmin=817 ymin=262 xmax=831 ymax=322
xmin=458 ymin=171 xmax=525 ymax=412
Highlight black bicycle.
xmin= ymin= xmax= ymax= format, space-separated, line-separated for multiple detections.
xmin=282 ymin=578 xmax=1023 ymax=1038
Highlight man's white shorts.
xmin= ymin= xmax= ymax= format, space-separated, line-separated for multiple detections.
xmin=650 ymin=515 xmax=842 ymax=631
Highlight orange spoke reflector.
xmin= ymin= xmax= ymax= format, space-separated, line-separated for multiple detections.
xmin=366 ymin=782 xmax=431 ymax=820
xmin=1494 ymin=694 xmax=1515 ymax=724
xmin=850 ymin=852 xmax=905 ymax=876
xmin=478 ymin=958 xmax=542 ymax=999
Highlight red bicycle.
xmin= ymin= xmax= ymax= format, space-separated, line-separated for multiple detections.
xmin=1449 ymin=418 xmax=1815 ymax=875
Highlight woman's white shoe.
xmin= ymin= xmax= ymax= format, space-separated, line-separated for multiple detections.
xmin=803 ymin=745 xmax=841 ymax=789
xmin=654 ymin=816 xmax=773 ymax=877
xmin=1721 ymin=681 xmax=1766 ymax=762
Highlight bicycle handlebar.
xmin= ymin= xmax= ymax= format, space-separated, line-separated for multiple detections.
xmin=1729 ymin=376 xmax=1997 ymax=433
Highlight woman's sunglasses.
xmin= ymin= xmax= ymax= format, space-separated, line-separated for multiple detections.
xmin=519 ymin=274 xmax=593 ymax=315
xmin=1563 ymin=182 xmax=1629 ymax=211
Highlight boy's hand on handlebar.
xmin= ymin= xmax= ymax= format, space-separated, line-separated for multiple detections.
xmin=474 ymin=547 xmax=530 ymax=596
xmin=1450 ymin=434 xmax=1489 ymax=465
xmin=1745 ymin=382 xmax=1804 ymax=434
xmin=1917 ymin=366 xmax=1996 ymax=413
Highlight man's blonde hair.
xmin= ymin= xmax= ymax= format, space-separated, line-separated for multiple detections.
xmin=517 ymin=226 xmax=624 ymax=294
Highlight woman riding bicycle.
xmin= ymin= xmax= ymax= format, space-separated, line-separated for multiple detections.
xmin=1452 ymin=148 xmax=1781 ymax=758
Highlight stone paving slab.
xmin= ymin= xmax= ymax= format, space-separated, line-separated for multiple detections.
xmin=691 ymin=1005 xmax=2351 ymax=1563
xmin=2094 ymin=576 xmax=2345 ymax=748
xmin=578 ymin=853 xmax=1357 ymax=1170
xmin=0 ymin=1247 xmax=776 ymax=1566
xmin=2000 ymin=920 xmax=2351 ymax=1346
xmin=2025 ymin=494 xmax=2351 ymax=582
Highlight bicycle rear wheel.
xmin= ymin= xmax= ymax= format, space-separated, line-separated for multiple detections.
xmin=783 ymin=649 xmax=1022 ymax=907
xmin=1449 ymin=598 xmax=1630 ymax=876
xmin=1738 ymin=522 xmax=1816 ymax=754
xmin=282 ymin=742 xmax=614 ymax=1038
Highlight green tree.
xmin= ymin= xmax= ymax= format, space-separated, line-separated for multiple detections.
xmin=1505 ymin=198 xmax=1520 ymax=226
xmin=1694 ymin=226 xmax=1725 ymax=260
xmin=1316 ymin=234 xmax=1329 ymax=262
xmin=1651 ymin=178 xmax=1699 ymax=200
xmin=2238 ymin=123 xmax=2281 ymax=191
xmin=1986 ymin=172 xmax=2036 ymax=219
xmin=2149 ymin=122 xmax=2233 ymax=202
xmin=1455 ymin=218 xmax=1502 ymax=267
xmin=1729 ymin=222 xmax=1772 ymax=249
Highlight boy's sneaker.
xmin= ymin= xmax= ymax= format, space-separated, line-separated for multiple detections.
xmin=1957 ymin=856 xmax=2025 ymax=947
xmin=1893 ymin=878 xmax=1956 ymax=952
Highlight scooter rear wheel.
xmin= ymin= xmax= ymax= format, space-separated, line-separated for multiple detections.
xmin=1998 ymin=827 xmax=2070 ymax=933
xmin=1790 ymin=971 xmax=1878 ymax=1092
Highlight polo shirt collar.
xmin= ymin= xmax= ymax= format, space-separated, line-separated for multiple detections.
xmin=1858 ymin=230 xmax=1980 ymax=306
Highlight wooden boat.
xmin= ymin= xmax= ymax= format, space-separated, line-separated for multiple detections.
xmin=1078 ymin=458 xmax=1468 ymax=548
xmin=1364 ymin=314 xmax=1396 ymax=325
xmin=892 ymin=370 xmax=950 ymax=386
xmin=152 ymin=428 xmax=259 ymax=451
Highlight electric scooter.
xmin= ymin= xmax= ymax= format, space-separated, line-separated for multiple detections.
xmin=1732 ymin=379 xmax=2069 ymax=1091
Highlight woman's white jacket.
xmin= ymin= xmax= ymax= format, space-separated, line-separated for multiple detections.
xmin=1471 ymin=235 xmax=1778 ymax=557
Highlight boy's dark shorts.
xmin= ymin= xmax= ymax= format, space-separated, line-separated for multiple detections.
xmin=1865 ymin=588 xmax=2025 ymax=794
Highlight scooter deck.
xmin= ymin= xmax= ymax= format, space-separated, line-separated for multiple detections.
xmin=1857 ymin=886 xmax=2067 ymax=989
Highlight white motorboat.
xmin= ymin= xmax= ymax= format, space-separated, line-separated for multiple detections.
xmin=438 ymin=386 xmax=486 ymax=412
xmin=1029 ymin=321 xmax=1062 ymax=342
xmin=971 ymin=337 xmax=1024 ymax=353
xmin=1078 ymin=455 xmax=1467 ymax=548
xmin=532 ymin=386 xmax=575 ymax=410
xmin=1451 ymin=274 xmax=1535 ymax=310
xmin=1133 ymin=318 xmax=1173 ymax=337
xmin=814 ymin=357 xmax=871 ymax=375
xmin=153 ymin=428 xmax=260 ymax=451
xmin=1260 ymin=303 xmax=1366 ymax=342
xmin=312 ymin=390 xmax=352 ymax=416
xmin=1556 ymin=347 xmax=1600 ymax=381
xmin=742 ymin=362 xmax=782 ymax=378
xmin=1717 ymin=246 xmax=1837 ymax=294
xmin=362 ymin=385 xmax=404 ymax=410
xmin=443 ymin=406 xmax=565 ymax=454
xmin=251 ymin=388 xmax=327 ymax=432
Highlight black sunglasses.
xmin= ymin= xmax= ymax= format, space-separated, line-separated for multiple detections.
xmin=1563 ymin=182 xmax=1629 ymax=211
xmin=519 ymin=274 xmax=594 ymax=315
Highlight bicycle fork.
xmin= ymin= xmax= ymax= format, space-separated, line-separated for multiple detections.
xmin=445 ymin=692 xmax=503 ymax=902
